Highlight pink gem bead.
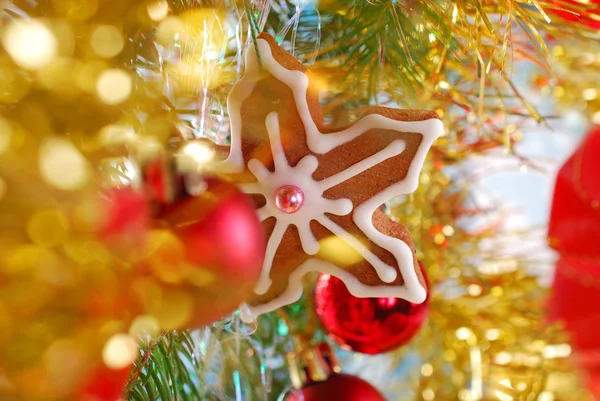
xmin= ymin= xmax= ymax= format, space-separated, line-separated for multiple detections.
xmin=275 ymin=185 xmax=304 ymax=214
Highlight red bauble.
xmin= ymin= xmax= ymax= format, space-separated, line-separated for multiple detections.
xmin=548 ymin=127 xmax=600 ymax=397
xmin=548 ymin=128 xmax=600 ymax=339
xmin=153 ymin=176 xmax=266 ymax=327
xmin=315 ymin=272 xmax=429 ymax=354
xmin=548 ymin=127 xmax=600 ymax=258
xmin=284 ymin=374 xmax=385 ymax=401
xmin=156 ymin=177 xmax=265 ymax=284
xmin=99 ymin=176 xmax=265 ymax=328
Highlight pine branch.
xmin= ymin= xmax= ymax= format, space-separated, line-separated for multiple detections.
xmin=125 ymin=331 xmax=202 ymax=401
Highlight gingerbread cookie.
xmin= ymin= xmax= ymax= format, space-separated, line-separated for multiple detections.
xmin=219 ymin=33 xmax=443 ymax=322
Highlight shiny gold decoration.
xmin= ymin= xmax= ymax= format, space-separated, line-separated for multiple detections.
xmin=546 ymin=42 xmax=600 ymax=122
xmin=158 ymin=9 xmax=232 ymax=92
xmin=286 ymin=342 xmax=342 ymax=388
xmin=384 ymin=160 xmax=591 ymax=400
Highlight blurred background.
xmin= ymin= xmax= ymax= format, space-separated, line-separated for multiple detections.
xmin=0 ymin=0 xmax=599 ymax=400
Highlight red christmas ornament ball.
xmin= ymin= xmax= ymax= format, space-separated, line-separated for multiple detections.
xmin=315 ymin=272 xmax=429 ymax=355
xmin=151 ymin=176 xmax=266 ymax=327
xmin=548 ymin=127 xmax=600 ymax=258
xmin=284 ymin=374 xmax=385 ymax=401
xmin=547 ymin=127 xmax=600 ymax=398
xmin=99 ymin=176 xmax=265 ymax=328
xmin=156 ymin=177 xmax=265 ymax=284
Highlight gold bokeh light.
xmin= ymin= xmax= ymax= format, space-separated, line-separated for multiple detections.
xmin=147 ymin=0 xmax=169 ymax=21
xmin=96 ymin=68 xmax=132 ymax=105
xmin=39 ymin=138 xmax=92 ymax=190
xmin=102 ymin=333 xmax=138 ymax=369
xmin=90 ymin=25 xmax=124 ymax=58
xmin=129 ymin=315 xmax=161 ymax=342
xmin=27 ymin=210 xmax=69 ymax=248
xmin=3 ymin=19 xmax=57 ymax=70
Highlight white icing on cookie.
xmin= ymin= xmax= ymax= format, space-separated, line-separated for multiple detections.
xmin=225 ymin=37 xmax=444 ymax=322
xmin=244 ymin=112 xmax=405 ymax=295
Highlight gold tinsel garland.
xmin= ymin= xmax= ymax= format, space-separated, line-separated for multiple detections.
xmin=389 ymin=160 xmax=590 ymax=400
xmin=545 ymin=40 xmax=600 ymax=124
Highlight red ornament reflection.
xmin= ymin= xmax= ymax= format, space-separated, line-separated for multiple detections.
xmin=315 ymin=270 xmax=430 ymax=355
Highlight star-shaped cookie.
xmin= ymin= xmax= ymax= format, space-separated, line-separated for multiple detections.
xmin=217 ymin=33 xmax=443 ymax=322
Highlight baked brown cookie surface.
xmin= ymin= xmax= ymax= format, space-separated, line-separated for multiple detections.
xmin=222 ymin=33 xmax=443 ymax=321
